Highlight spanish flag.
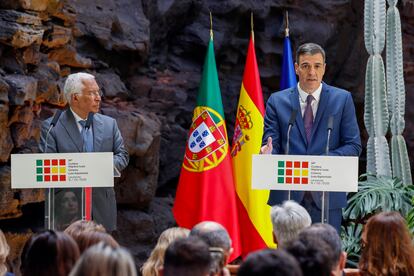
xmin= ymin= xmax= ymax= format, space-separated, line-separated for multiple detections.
xmin=173 ymin=35 xmax=241 ymax=261
xmin=231 ymin=31 xmax=274 ymax=255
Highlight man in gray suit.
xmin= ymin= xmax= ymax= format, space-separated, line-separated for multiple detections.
xmin=40 ymin=72 xmax=129 ymax=231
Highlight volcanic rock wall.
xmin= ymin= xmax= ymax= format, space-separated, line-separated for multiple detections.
xmin=0 ymin=0 xmax=414 ymax=272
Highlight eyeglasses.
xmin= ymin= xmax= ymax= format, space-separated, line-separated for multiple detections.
xmin=80 ymin=90 xmax=103 ymax=98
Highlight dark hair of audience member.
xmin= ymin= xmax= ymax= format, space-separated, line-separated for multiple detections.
xmin=0 ymin=229 xmax=11 ymax=276
xmin=359 ymin=211 xmax=414 ymax=276
xmin=75 ymin=230 xmax=119 ymax=253
xmin=20 ymin=230 xmax=80 ymax=276
xmin=237 ymin=249 xmax=302 ymax=276
xmin=162 ymin=236 xmax=211 ymax=276
xmin=300 ymin=223 xmax=343 ymax=271
xmin=286 ymin=234 xmax=333 ymax=276
xmin=69 ymin=242 xmax=137 ymax=276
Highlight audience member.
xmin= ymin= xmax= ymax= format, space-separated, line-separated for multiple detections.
xmin=286 ymin=233 xmax=333 ymax=276
xmin=64 ymin=220 xmax=106 ymax=237
xmin=70 ymin=242 xmax=137 ymax=276
xmin=359 ymin=211 xmax=414 ymax=276
xmin=0 ymin=230 xmax=13 ymax=276
xmin=300 ymin=223 xmax=346 ymax=276
xmin=270 ymin=200 xmax=311 ymax=248
xmin=141 ymin=227 xmax=189 ymax=276
xmin=63 ymin=219 xmax=117 ymax=253
xmin=190 ymin=221 xmax=233 ymax=276
xmin=159 ymin=236 xmax=211 ymax=276
xmin=74 ymin=230 xmax=119 ymax=253
xmin=237 ymin=249 xmax=302 ymax=276
xmin=20 ymin=230 xmax=79 ymax=276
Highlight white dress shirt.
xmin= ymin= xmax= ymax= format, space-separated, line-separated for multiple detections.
xmin=297 ymin=83 xmax=322 ymax=120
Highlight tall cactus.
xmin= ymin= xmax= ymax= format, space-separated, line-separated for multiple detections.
xmin=364 ymin=0 xmax=392 ymax=176
xmin=386 ymin=0 xmax=412 ymax=184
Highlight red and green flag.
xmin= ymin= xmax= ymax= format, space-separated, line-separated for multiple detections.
xmin=231 ymin=31 xmax=274 ymax=256
xmin=173 ymin=36 xmax=241 ymax=261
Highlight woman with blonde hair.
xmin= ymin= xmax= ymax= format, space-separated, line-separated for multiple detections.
xmin=141 ymin=227 xmax=190 ymax=276
xmin=359 ymin=211 xmax=414 ymax=276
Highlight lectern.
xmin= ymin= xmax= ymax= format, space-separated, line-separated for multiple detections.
xmin=252 ymin=154 xmax=358 ymax=224
xmin=11 ymin=152 xmax=114 ymax=230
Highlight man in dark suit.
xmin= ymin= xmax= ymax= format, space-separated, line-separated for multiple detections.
xmin=40 ymin=72 xmax=129 ymax=231
xmin=261 ymin=43 xmax=361 ymax=232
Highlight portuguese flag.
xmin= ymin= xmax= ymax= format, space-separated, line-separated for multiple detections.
xmin=173 ymin=36 xmax=241 ymax=260
xmin=231 ymin=32 xmax=274 ymax=256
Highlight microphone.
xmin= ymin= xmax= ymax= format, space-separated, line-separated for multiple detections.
xmin=285 ymin=109 xmax=298 ymax=155
xmin=325 ymin=115 xmax=334 ymax=155
xmin=43 ymin=109 xmax=63 ymax=153
xmin=85 ymin=112 xmax=94 ymax=129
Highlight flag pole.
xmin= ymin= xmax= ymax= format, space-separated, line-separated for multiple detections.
xmin=285 ymin=10 xmax=289 ymax=37
xmin=210 ymin=11 xmax=214 ymax=40
xmin=251 ymin=12 xmax=254 ymax=42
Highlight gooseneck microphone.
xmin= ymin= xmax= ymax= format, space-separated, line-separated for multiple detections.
xmin=285 ymin=109 xmax=298 ymax=155
xmin=43 ymin=109 xmax=63 ymax=153
xmin=325 ymin=115 xmax=334 ymax=155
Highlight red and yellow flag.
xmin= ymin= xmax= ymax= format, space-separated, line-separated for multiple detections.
xmin=231 ymin=32 xmax=274 ymax=256
xmin=173 ymin=37 xmax=241 ymax=261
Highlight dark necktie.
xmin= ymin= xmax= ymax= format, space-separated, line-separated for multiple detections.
xmin=79 ymin=120 xmax=94 ymax=152
xmin=303 ymin=94 xmax=314 ymax=143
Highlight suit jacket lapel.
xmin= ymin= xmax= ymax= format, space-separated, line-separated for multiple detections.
xmin=311 ymin=83 xmax=330 ymax=141
xmin=93 ymin=114 xmax=103 ymax=152
xmin=61 ymin=110 xmax=83 ymax=152
xmin=290 ymin=87 xmax=307 ymax=145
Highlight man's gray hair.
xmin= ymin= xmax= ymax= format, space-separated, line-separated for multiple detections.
xmin=296 ymin=42 xmax=326 ymax=63
xmin=270 ymin=200 xmax=311 ymax=248
xmin=63 ymin=72 xmax=95 ymax=104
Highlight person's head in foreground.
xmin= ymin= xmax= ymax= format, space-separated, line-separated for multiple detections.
xmin=20 ymin=230 xmax=80 ymax=276
xmin=141 ymin=227 xmax=190 ymax=276
xmin=159 ymin=236 xmax=211 ymax=276
xmin=190 ymin=221 xmax=233 ymax=275
xmin=270 ymin=200 xmax=311 ymax=248
xmin=69 ymin=242 xmax=137 ymax=276
xmin=237 ymin=248 xmax=302 ymax=276
xmin=286 ymin=232 xmax=334 ymax=276
xmin=359 ymin=211 xmax=414 ymax=276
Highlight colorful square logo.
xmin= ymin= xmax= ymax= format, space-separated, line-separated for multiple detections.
xmin=36 ymin=159 xmax=67 ymax=183
xmin=276 ymin=160 xmax=309 ymax=185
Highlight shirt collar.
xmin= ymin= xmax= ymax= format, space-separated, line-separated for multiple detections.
xmin=70 ymin=107 xmax=85 ymax=122
xmin=297 ymin=83 xmax=322 ymax=103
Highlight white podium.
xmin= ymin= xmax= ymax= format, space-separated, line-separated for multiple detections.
xmin=252 ymin=154 xmax=358 ymax=223
xmin=11 ymin=152 xmax=114 ymax=230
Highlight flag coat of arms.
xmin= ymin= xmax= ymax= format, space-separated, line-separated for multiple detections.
xmin=173 ymin=36 xmax=241 ymax=260
xmin=231 ymin=32 xmax=274 ymax=256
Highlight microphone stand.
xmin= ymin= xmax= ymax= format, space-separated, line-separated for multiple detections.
xmin=285 ymin=110 xmax=297 ymax=200
xmin=321 ymin=115 xmax=334 ymax=224
xmin=43 ymin=109 xmax=62 ymax=230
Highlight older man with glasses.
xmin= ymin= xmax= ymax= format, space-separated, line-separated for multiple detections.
xmin=40 ymin=72 xmax=129 ymax=232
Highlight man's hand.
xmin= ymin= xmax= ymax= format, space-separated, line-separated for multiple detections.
xmin=260 ymin=137 xmax=273 ymax=154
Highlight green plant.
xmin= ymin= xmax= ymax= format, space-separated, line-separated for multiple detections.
xmin=342 ymin=174 xmax=414 ymax=266
xmin=341 ymin=223 xmax=363 ymax=268
xmin=343 ymin=174 xmax=414 ymax=221
xmin=406 ymin=196 xmax=414 ymax=234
